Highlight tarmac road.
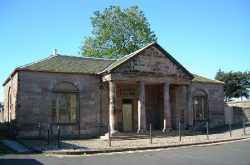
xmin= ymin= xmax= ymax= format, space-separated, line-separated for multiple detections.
xmin=0 ymin=139 xmax=250 ymax=165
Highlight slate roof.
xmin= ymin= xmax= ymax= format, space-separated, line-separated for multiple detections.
xmin=192 ymin=74 xmax=224 ymax=84
xmin=17 ymin=55 xmax=114 ymax=74
xmin=3 ymin=43 xmax=224 ymax=85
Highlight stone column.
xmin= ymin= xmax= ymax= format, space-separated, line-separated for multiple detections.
xmin=187 ymin=85 xmax=193 ymax=126
xmin=163 ymin=83 xmax=171 ymax=132
xmin=181 ymin=86 xmax=187 ymax=128
xmin=109 ymin=80 xmax=117 ymax=133
xmin=137 ymin=81 xmax=146 ymax=133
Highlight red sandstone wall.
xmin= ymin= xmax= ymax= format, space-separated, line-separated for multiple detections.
xmin=16 ymin=71 xmax=102 ymax=137
xmin=192 ymin=82 xmax=225 ymax=128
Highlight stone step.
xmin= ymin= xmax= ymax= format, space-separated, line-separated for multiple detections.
xmin=100 ymin=130 xmax=203 ymax=140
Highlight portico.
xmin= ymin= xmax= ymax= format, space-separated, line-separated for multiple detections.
xmin=104 ymin=73 xmax=193 ymax=134
xmin=100 ymin=43 xmax=197 ymax=134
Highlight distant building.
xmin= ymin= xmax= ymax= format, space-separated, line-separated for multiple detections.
xmin=2 ymin=42 xmax=224 ymax=137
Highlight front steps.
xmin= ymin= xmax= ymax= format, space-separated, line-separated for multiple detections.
xmin=100 ymin=130 xmax=202 ymax=140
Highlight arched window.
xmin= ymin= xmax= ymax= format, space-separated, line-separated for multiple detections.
xmin=192 ymin=89 xmax=208 ymax=121
xmin=52 ymin=82 xmax=79 ymax=124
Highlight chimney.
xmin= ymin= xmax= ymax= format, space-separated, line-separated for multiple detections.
xmin=52 ymin=49 xmax=57 ymax=56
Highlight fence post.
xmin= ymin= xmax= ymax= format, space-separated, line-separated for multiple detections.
xmin=179 ymin=122 xmax=181 ymax=142
xmin=149 ymin=124 xmax=152 ymax=144
xmin=47 ymin=124 xmax=50 ymax=145
xmin=243 ymin=119 xmax=246 ymax=136
xmin=108 ymin=125 xmax=111 ymax=147
xmin=38 ymin=123 xmax=41 ymax=141
xmin=206 ymin=122 xmax=209 ymax=140
xmin=57 ymin=125 xmax=61 ymax=148
xmin=229 ymin=120 xmax=232 ymax=137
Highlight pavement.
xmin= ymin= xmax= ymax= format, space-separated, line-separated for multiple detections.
xmin=22 ymin=136 xmax=250 ymax=155
xmin=0 ymin=140 xmax=32 ymax=154
xmin=2 ymin=136 xmax=250 ymax=155
xmin=1 ymin=125 xmax=250 ymax=155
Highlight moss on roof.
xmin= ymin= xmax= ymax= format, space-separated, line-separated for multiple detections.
xmin=192 ymin=74 xmax=224 ymax=84
xmin=18 ymin=55 xmax=114 ymax=74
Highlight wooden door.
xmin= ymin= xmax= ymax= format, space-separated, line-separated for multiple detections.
xmin=123 ymin=104 xmax=133 ymax=132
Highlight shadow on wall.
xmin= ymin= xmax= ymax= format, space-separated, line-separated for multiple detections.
xmin=232 ymin=106 xmax=250 ymax=123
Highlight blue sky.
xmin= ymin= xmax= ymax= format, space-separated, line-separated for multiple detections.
xmin=0 ymin=0 xmax=249 ymax=101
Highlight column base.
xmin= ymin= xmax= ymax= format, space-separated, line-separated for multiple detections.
xmin=162 ymin=128 xmax=173 ymax=132
xmin=100 ymin=130 xmax=119 ymax=140
xmin=137 ymin=129 xmax=147 ymax=134
xmin=110 ymin=129 xmax=119 ymax=135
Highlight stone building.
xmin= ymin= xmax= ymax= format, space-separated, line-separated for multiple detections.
xmin=3 ymin=42 xmax=224 ymax=137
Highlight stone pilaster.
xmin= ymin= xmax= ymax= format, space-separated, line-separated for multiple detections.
xmin=137 ymin=81 xmax=146 ymax=133
xmin=162 ymin=83 xmax=171 ymax=132
xmin=175 ymin=86 xmax=187 ymax=128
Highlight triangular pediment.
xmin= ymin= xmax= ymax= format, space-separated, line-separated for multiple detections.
xmin=103 ymin=43 xmax=193 ymax=79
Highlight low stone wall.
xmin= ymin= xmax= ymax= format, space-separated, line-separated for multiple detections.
xmin=225 ymin=101 xmax=250 ymax=123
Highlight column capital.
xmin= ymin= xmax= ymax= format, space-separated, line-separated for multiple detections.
xmin=109 ymin=79 xmax=116 ymax=83
xmin=163 ymin=82 xmax=170 ymax=86
xmin=187 ymin=84 xmax=194 ymax=90
xmin=137 ymin=80 xmax=144 ymax=85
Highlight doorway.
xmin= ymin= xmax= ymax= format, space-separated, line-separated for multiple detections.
xmin=122 ymin=99 xmax=133 ymax=132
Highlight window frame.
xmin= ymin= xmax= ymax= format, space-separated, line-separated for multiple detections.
xmin=193 ymin=96 xmax=208 ymax=121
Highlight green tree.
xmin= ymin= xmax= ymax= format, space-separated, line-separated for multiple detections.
xmin=81 ymin=5 xmax=157 ymax=59
xmin=215 ymin=69 xmax=250 ymax=101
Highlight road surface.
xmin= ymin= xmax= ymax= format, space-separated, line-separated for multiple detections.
xmin=1 ymin=139 xmax=250 ymax=165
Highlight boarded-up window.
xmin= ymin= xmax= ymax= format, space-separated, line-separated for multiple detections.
xmin=193 ymin=90 xmax=207 ymax=121
xmin=52 ymin=82 xmax=78 ymax=123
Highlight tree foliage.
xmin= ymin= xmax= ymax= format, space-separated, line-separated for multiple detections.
xmin=215 ymin=69 xmax=250 ymax=101
xmin=81 ymin=5 xmax=157 ymax=59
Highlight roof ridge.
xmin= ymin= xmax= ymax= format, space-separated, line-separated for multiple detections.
xmin=192 ymin=73 xmax=224 ymax=84
xmin=82 ymin=56 xmax=114 ymax=61
xmin=19 ymin=55 xmax=55 ymax=69
xmin=20 ymin=55 xmax=114 ymax=69
xmin=56 ymin=54 xmax=114 ymax=61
